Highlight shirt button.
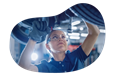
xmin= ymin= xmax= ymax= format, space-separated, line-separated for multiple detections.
xmin=59 ymin=62 xmax=61 ymax=64
xmin=62 ymin=65 xmax=64 ymax=67
xmin=65 ymin=71 xmax=67 ymax=73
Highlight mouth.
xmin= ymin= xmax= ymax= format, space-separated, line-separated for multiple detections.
xmin=58 ymin=42 xmax=64 ymax=45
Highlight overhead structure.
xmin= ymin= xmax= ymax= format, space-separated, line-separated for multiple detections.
xmin=11 ymin=3 xmax=105 ymax=44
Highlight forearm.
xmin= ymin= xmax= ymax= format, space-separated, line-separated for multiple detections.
xmin=85 ymin=22 xmax=100 ymax=36
xmin=18 ymin=39 xmax=36 ymax=69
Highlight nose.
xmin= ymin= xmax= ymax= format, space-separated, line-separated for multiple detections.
xmin=58 ymin=37 xmax=64 ymax=41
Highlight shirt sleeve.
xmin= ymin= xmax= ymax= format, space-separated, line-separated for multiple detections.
xmin=67 ymin=45 xmax=89 ymax=63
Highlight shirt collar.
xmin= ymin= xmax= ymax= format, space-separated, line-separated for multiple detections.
xmin=50 ymin=53 xmax=70 ymax=63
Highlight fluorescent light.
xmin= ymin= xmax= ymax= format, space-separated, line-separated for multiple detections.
xmin=53 ymin=27 xmax=62 ymax=30
xmin=80 ymin=27 xmax=84 ymax=31
xmin=71 ymin=21 xmax=80 ymax=26
xmin=68 ymin=33 xmax=80 ymax=35
xmin=81 ymin=33 xmax=88 ymax=37
xmin=70 ymin=36 xmax=80 ymax=39
xmin=72 ymin=26 xmax=78 ymax=30
xmin=100 ymin=29 xmax=115 ymax=33
xmin=100 ymin=29 xmax=106 ymax=33
xmin=105 ymin=30 xmax=115 ymax=33
xmin=61 ymin=19 xmax=70 ymax=23
xmin=56 ymin=27 xmax=61 ymax=29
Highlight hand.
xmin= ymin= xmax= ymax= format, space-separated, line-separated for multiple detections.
xmin=29 ymin=20 xmax=51 ymax=43
xmin=84 ymin=21 xmax=100 ymax=35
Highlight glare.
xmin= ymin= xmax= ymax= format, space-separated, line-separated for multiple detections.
xmin=68 ymin=33 xmax=80 ymax=36
xmin=72 ymin=26 xmax=78 ymax=30
xmin=71 ymin=21 xmax=80 ymax=26
xmin=70 ymin=36 xmax=80 ymax=39
xmin=31 ymin=53 xmax=38 ymax=61
xmin=100 ymin=29 xmax=106 ymax=33
xmin=100 ymin=29 xmax=115 ymax=33
xmin=81 ymin=33 xmax=88 ymax=37
xmin=57 ymin=27 xmax=61 ymax=29
xmin=80 ymin=27 xmax=84 ymax=31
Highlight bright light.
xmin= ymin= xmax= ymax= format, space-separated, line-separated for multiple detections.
xmin=81 ymin=33 xmax=88 ymax=37
xmin=100 ymin=29 xmax=106 ymax=33
xmin=80 ymin=27 xmax=84 ymax=31
xmin=71 ymin=21 xmax=80 ymax=26
xmin=68 ymin=33 xmax=80 ymax=36
xmin=72 ymin=26 xmax=78 ymax=30
xmin=70 ymin=36 xmax=80 ymax=39
xmin=100 ymin=29 xmax=115 ymax=33
xmin=31 ymin=53 xmax=38 ymax=61
xmin=57 ymin=27 xmax=61 ymax=29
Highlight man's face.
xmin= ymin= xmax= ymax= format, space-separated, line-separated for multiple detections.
xmin=48 ymin=30 xmax=68 ymax=53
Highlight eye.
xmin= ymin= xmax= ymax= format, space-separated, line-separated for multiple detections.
xmin=62 ymin=35 xmax=66 ymax=38
xmin=52 ymin=36 xmax=58 ymax=39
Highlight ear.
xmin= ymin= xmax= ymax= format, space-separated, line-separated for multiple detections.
xmin=45 ymin=44 xmax=50 ymax=50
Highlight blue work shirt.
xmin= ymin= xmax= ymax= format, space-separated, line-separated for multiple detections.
xmin=35 ymin=45 xmax=89 ymax=73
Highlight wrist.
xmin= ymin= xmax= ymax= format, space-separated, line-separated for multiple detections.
xmin=28 ymin=39 xmax=37 ymax=44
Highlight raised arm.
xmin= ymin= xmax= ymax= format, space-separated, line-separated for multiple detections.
xmin=81 ymin=22 xmax=100 ymax=56
xmin=18 ymin=39 xmax=38 ymax=72
xmin=18 ymin=20 xmax=51 ymax=72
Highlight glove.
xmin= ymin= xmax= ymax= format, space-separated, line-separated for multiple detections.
xmin=29 ymin=20 xmax=51 ymax=43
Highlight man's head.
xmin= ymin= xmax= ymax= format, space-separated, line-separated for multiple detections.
xmin=46 ymin=30 xmax=68 ymax=53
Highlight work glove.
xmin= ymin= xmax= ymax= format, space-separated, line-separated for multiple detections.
xmin=29 ymin=20 xmax=51 ymax=43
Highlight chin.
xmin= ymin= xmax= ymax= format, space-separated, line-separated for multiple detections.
xmin=53 ymin=45 xmax=67 ymax=53
xmin=58 ymin=46 xmax=67 ymax=52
